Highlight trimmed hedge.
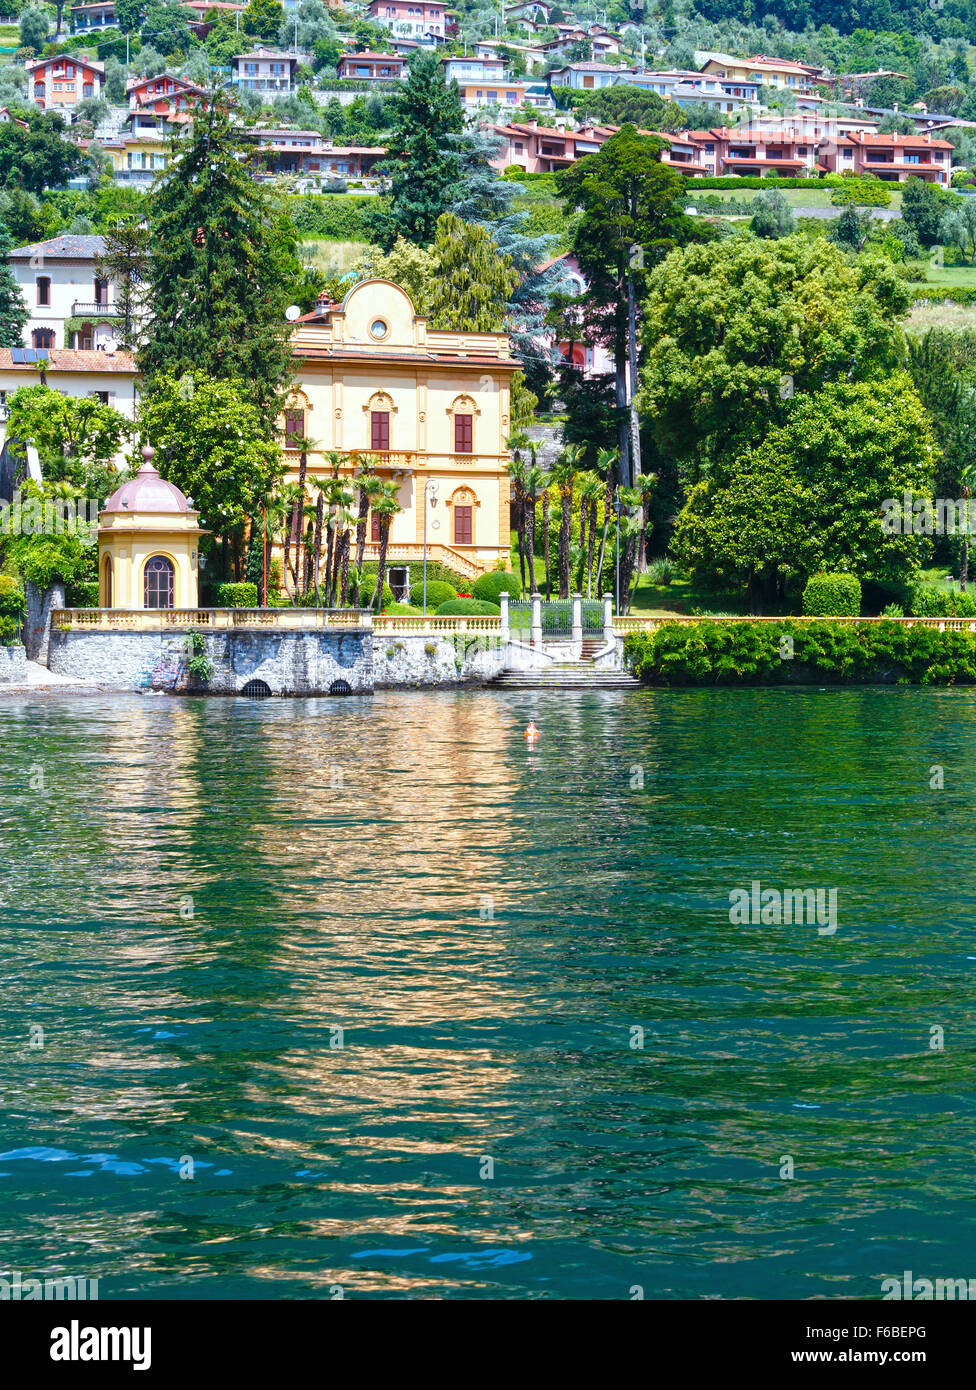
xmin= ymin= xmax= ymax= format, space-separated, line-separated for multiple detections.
xmin=625 ymin=620 xmax=976 ymax=686
xmin=436 ymin=598 xmax=501 ymax=616
xmin=217 ymin=582 xmax=258 ymax=608
xmin=409 ymin=579 xmax=456 ymax=608
xmin=687 ymin=176 xmax=829 ymax=190
xmin=803 ymin=572 xmax=861 ymax=617
xmin=910 ymin=583 xmax=976 ymax=616
xmin=356 ymin=576 xmax=393 ymax=609
xmin=472 ymin=570 xmax=522 ymax=602
xmin=910 ymin=286 xmax=976 ymax=304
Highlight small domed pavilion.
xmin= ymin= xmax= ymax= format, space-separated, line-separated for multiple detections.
xmin=98 ymin=446 xmax=207 ymax=609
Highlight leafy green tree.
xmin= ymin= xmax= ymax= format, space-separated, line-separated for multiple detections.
xmin=242 ymin=0 xmax=283 ymax=40
xmin=114 ymin=0 xmax=144 ymax=32
xmin=0 ymin=111 xmax=87 ymax=195
xmin=639 ymin=236 xmax=910 ymax=478
xmin=140 ymin=3 xmax=195 ymax=57
xmin=901 ymin=176 xmax=950 ymax=247
xmin=829 ymin=202 xmax=872 ymax=252
xmin=138 ymin=372 xmax=282 ymax=558
xmin=140 ymin=97 xmax=300 ymax=428
xmin=365 ymin=51 xmax=463 ymax=251
xmin=18 ymin=7 xmax=49 ymax=51
xmin=280 ymin=0 xmax=333 ymax=50
xmin=104 ymin=55 xmax=128 ymax=103
xmin=750 ymin=188 xmax=795 ymax=239
xmin=4 ymin=386 xmax=131 ymax=492
xmin=673 ymin=379 xmax=937 ymax=608
xmin=940 ymin=199 xmax=976 ymax=263
xmin=558 ymin=123 xmax=709 ymax=486
xmin=0 ymin=221 xmax=27 ymax=347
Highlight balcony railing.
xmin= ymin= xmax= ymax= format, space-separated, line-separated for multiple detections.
xmin=52 ymin=607 xmax=373 ymax=631
xmin=71 ymin=302 xmax=118 ymax=316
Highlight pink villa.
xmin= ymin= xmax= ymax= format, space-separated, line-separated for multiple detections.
xmin=336 ymin=52 xmax=407 ymax=80
xmin=366 ymin=0 xmax=446 ymax=38
xmin=820 ymin=130 xmax=953 ymax=185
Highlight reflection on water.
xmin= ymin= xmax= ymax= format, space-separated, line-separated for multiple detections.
xmin=1 ymin=688 xmax=976 ymax=1298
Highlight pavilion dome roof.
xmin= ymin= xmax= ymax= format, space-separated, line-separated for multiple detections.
xmin=103 ymin=447 xmax=194 ymax=514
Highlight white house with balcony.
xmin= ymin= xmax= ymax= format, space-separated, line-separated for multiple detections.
xmin=230 ymin=47 xmax=310 ymax=94
xmin=6 ymin=235 xmax=121 ymax=352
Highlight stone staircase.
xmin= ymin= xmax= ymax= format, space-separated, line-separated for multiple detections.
xmin=492 ymin=660 xmax=639 ymax=691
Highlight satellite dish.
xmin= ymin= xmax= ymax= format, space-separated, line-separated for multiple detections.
xmin=285 ymin=305 xmax=301 ymax=322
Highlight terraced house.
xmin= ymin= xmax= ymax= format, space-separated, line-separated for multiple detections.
xmin=27 ymin=54 xmax=103 ymax=111
xmin=283 ymin=279 xmax=520 ymax=582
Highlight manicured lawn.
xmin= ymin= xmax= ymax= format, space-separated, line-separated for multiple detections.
xmin=905 ymin=300 xmax=976 ymax=333
xmin=921 ymin=260 xmax=976 ymax=287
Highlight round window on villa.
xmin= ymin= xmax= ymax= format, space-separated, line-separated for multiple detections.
xmin=369 ymin=319 xmax=388 ymax=340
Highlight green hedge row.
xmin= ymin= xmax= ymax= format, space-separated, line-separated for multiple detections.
xmin=910 ymin=286 xmax=976 ymax=304
xmin=217 ymin=582 xmax=258 ymax=608
xmin=685 ymin=176 xmax=829 ymax=189
xmin=910 ymin=583 xmax=976 ymax=616
xmin=625 ymin=620 xmax=976 ymax=686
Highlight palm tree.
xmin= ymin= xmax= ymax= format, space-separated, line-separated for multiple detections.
xmin=506 ymin=455 xmax=528 ymax=594
xmin=960 ymin=460 xmax=976 ymax=592
xmin=332 ymin=500 xmax=357 ymax=607
xmin=551 ymin=444 xmax=585 ymax=599
xmin=276 ymin=482 xmax=304 ymax=604
xmin=371 ymin=479 xmax=403 ymax=611
xmin=593 ymin=447 xmax=619 ymax=597
xmin=541 ymin=485 xmax=552 ymax=600
xmin=353 ymin=453 xmax=382 ymax=573
xmin=634 ymin=470 xmax=658 ymax=574
xmin=577 ymin=471 xmax=605 ymax=597
xmin=523 ymin=457 xmax=545 ymax=598
xmin=616 ymin=485 xmax=644 ymax=614
xmin=287 ymin=434 xmax=317 ymax=600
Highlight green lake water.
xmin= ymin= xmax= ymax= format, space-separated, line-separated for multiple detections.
xmin=2 ymin=686 xmax=976 ymax=1300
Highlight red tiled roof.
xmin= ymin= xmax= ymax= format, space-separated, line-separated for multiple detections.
xmin=0 ymin=348 xmax=135 ymax=373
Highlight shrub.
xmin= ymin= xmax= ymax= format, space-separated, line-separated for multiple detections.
xmin=409 ymin=579 xmax=456 ymax=608
xmin=356 ymin=576 xmax=393 ymax=609
xmin=882 ymin=602 xmax=905 ymax=618
xmin=0 ymin=574 xmax=24 ymax=646
xmin=625 ymin=620 xmax=976 ymax=687
xmin=909 ymin=583 xmax=976 ymax=616
xmin=647 ymin=557 xmax=677 ymax=586
xmin=803 ymin=572 xmax=862 ymax=617
xmin=385 ymin=602 xmax=421 ymax=615
xmin=66 ymin=578 xmax=98 ymax=608
xmin=435 ymin=598 xmax=501 ymax=615
xmin=472 ymin=570 xmax=522 ymax=602
xmin=217 ymin=581 xmax=258 ymax=608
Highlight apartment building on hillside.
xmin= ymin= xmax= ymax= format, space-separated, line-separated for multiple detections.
xmin=820 ymin=129 xmax=953 ymax=184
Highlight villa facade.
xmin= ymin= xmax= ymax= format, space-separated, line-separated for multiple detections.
xmin=284 ymin=279 xmax=520 ymax=581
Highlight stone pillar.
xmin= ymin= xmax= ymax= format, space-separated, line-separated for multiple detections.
xmin=571 ymin=591 xmax=583 ymax=646
xmin=531 ymin=591 xmax=542 ymax=650
xmin=603 ymin=592 xmax=613 ymax=645
xmin=25 ymin=579 xmax=64 ymax=665
xmin=500 ymin=590 xmax=510 ymax=643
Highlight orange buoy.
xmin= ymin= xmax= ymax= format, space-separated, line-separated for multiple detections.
xmin=524 ymin=722 xmax=540 ymax=742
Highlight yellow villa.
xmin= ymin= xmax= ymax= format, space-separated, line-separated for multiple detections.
xmin=283 ymin=278 xmax=521 ymax=587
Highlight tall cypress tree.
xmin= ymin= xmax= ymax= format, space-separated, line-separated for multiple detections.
xmin=0 ymin=220 xmax=27 ymax=348
xmin=366 ymin=52 xmax=463 ymax=251
xmin=139 ymin=96 xmax=298 ymax=427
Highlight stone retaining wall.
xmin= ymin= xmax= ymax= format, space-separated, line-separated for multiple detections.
xmin=0 ymin=644 xmax=27 ymax=684
xmin=373 ymin=634 xmax=549 ymax=687
xmin=48 ymin=626 xmax=373 ymax=695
